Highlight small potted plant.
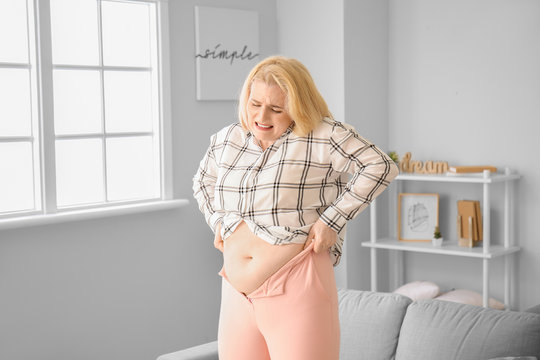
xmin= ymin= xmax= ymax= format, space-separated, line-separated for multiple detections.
xmin=387 ymin=151 xmax=399 ymax=164
xmin=432 ymin=226 xmax=443 ymax=247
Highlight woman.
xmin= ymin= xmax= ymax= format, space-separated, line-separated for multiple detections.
xmin=193 ymin=56 xmax=399 ymax=360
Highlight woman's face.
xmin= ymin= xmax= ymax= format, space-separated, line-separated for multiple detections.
xmin=247 ymin=80 xmax=293 ymax=150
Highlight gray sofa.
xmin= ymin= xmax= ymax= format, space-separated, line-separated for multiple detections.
xmin=157 ymin=288 xmax=540 ymax=360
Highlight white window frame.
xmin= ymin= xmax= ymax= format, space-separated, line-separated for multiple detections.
xmin=0 ymin=0 xmax=187 ymax=231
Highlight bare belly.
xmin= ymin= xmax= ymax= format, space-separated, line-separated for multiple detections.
xmin=223 ymin=220 xmax=305 ymax=295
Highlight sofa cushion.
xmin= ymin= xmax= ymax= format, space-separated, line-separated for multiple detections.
xmin=338 ymin=288 xmax=412 ymax=360
xmin=395 ymin=299 xmax=540 ymax=360
xmin=394 ymin=281 xmax=440 ymax=301
xmin=436 ymin=289 xmax=505 ymax=310
xmin=526 ymin=304 xmax=540 ymax=315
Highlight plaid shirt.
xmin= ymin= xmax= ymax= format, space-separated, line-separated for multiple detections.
xmin=192 ymin=117 xmax=399 ymax=266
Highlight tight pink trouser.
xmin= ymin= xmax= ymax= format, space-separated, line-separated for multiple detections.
xmin=217 ymin=241 xmax=340 ymax=360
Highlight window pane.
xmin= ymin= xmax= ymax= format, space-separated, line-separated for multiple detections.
xmin=106 ymin=136 xmax=159 ymax=201
xmin=0 ymin=142 xmax=34 ymax=213
xmin=0 ymin=0 xmax=29 ymax=63
xmin=56 ymin=139 xmax=104 ymax=207
xmin=104 ymin=71 xmax=153 ymax=133
xmin=0 ymin=68 xmax=32 ymax=136
xmin=50 ymin=0 xmax=99 ymax=66
xmin=53 ymin=69 xmax=102 ymax=135
xmin=101 ymin=1 xmax=152 ymax=67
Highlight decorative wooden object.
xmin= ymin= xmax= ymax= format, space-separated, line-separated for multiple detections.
xmin=399 ymin=152 xmax=449 ymax=174
xmin=449 ymin=166 xmax=498 ymax=174
xmin=457 ymin=200 xmax=482 ymax=247
xmin=457 ymin=215 xmax=475 ymax=247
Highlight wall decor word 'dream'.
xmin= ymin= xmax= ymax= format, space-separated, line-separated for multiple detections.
xmin=195 ymin=6 xmax=260 ymax=100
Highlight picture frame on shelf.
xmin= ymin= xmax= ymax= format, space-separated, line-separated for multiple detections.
xmin=398 ymin=193 xmax=439 ymax=241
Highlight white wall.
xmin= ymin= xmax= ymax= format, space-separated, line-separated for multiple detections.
xmin=389 ymin=0 xmax=540 ymax=310
xmin=276 ymin=0 xmax=345 ymax=122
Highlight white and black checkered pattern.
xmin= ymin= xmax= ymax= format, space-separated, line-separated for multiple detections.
xmin=192 ymin=117 xmax=399 ymax=266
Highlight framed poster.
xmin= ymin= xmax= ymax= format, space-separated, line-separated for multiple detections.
xmin=194 ymin=6 xmax=260 ymax=100
xmin=398 ymin=193 xmax=439 ymax=241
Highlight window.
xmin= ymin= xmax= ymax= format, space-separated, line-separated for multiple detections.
xmin=0 ymin=0 xmax=173 ymax=221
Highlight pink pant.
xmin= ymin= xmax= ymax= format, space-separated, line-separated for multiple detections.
xmin=217 ymin=241 xmax=340 ymax=360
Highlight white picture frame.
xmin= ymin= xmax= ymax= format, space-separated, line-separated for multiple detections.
xmin=194 ymin=6 xmax=260 ymax=100
xmin=398 ymin=193 xmax=439 ymax=241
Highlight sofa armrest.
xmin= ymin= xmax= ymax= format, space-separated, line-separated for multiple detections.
xmin=157 ymin=340 xmax=218 ymax=360
xmin=525 ymin=304 xmax=540 ymax=315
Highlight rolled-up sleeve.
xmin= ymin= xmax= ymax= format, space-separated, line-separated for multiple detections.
xmin=192 ymin=134 xmax=223 ymax=234
xmin=319 ymin=123 xmax=399 ymax=233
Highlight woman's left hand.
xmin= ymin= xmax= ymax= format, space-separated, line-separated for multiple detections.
xmin=304 ymin=219 xmax=338 ymax=253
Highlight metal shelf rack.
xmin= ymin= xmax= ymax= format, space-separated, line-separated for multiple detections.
xmin=361 ymin=168 xmax=521 ymax=308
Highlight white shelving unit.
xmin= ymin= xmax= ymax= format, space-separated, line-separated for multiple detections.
xmin=361 ymin=168 xmax=521 ymax=308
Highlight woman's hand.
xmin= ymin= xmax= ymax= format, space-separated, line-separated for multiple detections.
xmin=214 ymin=223 xmax=224 ymax=253
xmin=304 ymin=219 xmax=338 ymax=253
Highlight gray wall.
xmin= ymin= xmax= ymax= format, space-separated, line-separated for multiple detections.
xmin=388 ymin=0 xmax=540 ymax=310
xmin=0 ymin=0 xmax=278 ymax=359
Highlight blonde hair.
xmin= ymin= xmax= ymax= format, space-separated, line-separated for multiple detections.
xmin=238 ymin=55 xmax=333 ymax=137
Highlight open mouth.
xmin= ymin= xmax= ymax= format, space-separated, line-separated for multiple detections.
xmin=256 ymin=122 xmax=273 ymax=130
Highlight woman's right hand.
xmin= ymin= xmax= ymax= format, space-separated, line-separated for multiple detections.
xmin=214 ymin=223 xmax=224 ymax=252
